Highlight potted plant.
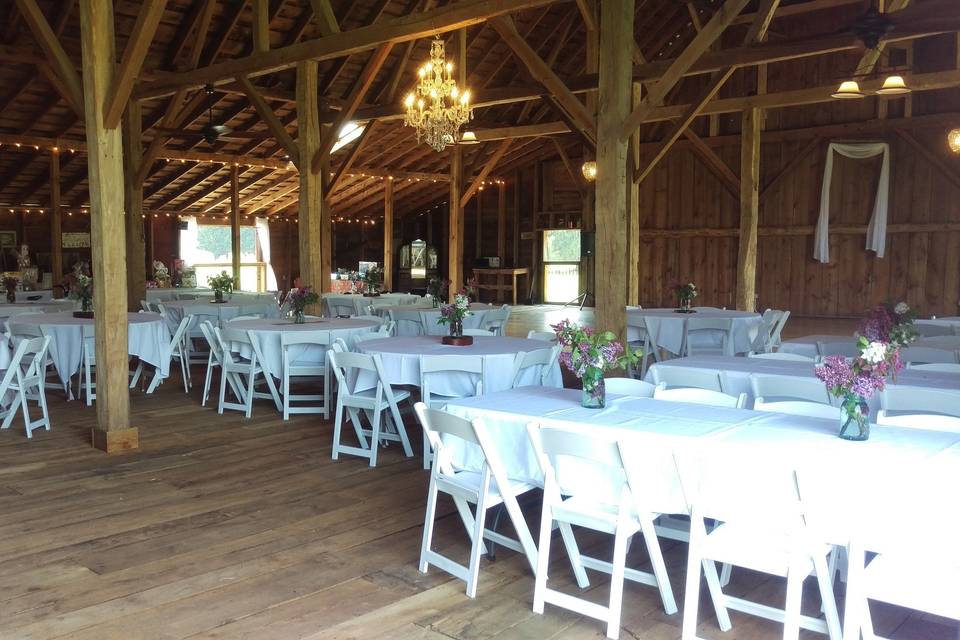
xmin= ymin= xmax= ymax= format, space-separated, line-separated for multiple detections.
xmin=426 ymin=277 xmax=450 ymax=308
xmin=207 ymin=271 xmax=235 ymax=303
xmin=363 ymin=266 xmax=383 ymax=297
xmin=815 ymin=302 xmax=916 ymax=441
xmin=286 ymin=286 xmax=319 ymax=324
xmin=3 ymin=276 xmax=18 ymax=303
xmin=437 ymin=294 xmax=473 ymax=345
xmin=70 ymin=273 xmax=94 ymax=318
xmin=553 ymin=320 xmax=642 ymax=409
xmin=673 ymin=281 xmax=697 ymax=312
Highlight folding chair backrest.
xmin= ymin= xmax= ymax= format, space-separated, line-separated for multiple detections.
xmin=352 ymin=314 xmax=384 ymax=325
xmin=0 ymin=337 xmax=35 ymax=391
xmin=769 ymin=310 xmax=790 ymax=347
xmin=326 ymin=299 xmax=355 ymax=317
xmin=463 ymin=328 xmax=495 ymax=337
xmin=653 ymin=386 xmax=746 ymax=409
xmin=214 ymin=327 xmax=249 ymax=365
xmin=878 ymin=387 xmax=960 ymax=430
xmin=526 ymin=330 xmax=556 ymax=342
xmin=900 ymin=346 xmax=958 ymax=365
xmin=280 ymin=329 xmax=330 ymax=349
xmin=331 ymin=337 xmax=350 ymax=353
xmin=754 ymin=399 xmax=839 ymax=420
xmin=140 ymin=300 xmax=151 ymax=312
xmin=511 ymin=346 xmax=559 ymax=387
xmin=751 ymin=310 xmax=778 ymax=352
xmin=353 ymin=331 xmax=389 ymax=346
xmin=650 ymin=366 xmax=723 ymax=391
xmin=327 ymin=348 xmax=379 ymax=396
xmin=167 ymin=316 xmax=192 ymax=356
xmin=9 ymin=317 xmax=45 ymax=339
xmin=916 ymin=323 xmax=955 ymax=337
xmin=413 ymin=403 xmax=483 ymax=477
xmin=748 ymin=351 xmax=815 ymax=362
xmin=528 ymin=423 xmax=624 ymax=503
xmin=750 ymin=374 xmax=830 ymax=404
xmin=420 ymin=354 xmax=484 ymax=406
xmin=481 ymin=306 xmax=511 ymax=334
xmin=603 ymin=377 xmax=658 ymax=397
xmin=227 ymin=315 xmax=263 ymax=323
xmin=198 ymin=321 xmax=223 ymax=360
xmin=816 ymin=340 xmax=859 ymax=357
xmin=390 ymin=309 xmax=425 ymax=335
xmin=907 ymin=363 xmax=960 ymax=373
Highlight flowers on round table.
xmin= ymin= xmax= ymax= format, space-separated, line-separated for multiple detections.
xmin=437 ymin=294 xmax=471 ymax=325
xmin=552 ymin=319 xmax=641 ymax=382
xmin=286 ymin=286 xmax=319 ymax=313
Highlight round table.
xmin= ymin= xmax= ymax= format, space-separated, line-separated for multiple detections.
xmin=159 ymin=300 xmax=280 ymax=333
xmin=146 ymin=288 xmax=278 ymax=304
xmin=322 ymin=292 xmax=422 ymax=317
xmin=357 ymin=335 xmax=562 ymax=395
xmin=376 ymin=303 xmax=495 ymax=336
xmin=9 ymin=311 xmax=169 ymax=388
xmin=627 ymin=307 xmax=761 ymax=356
xmin=0 ymin=300 xmax=75 ymax=319
xmin=226 ymin=317 xmax=380 ymax=378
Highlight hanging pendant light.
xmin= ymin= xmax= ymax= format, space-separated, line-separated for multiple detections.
xmin=458 ymin=131 xmax=479 ymax=145
xmin=948 ymin=129 xmax=960 ymax=154
xmin=877 ymin=74 xmax=911 ymax=95
xmin=581 ymin=161 xmax=597 ymax=181
xmin=832 ymin=80 xmax=866 ymax=99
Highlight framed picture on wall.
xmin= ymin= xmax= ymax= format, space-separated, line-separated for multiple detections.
xmin=0 ymin=231 xmax=15 ymax=248
xmin=62 ymin=232 xmax=91 ymax=248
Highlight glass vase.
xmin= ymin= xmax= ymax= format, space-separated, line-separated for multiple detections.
xmin=432 ymin=296 xmax=440 ymax=308
xmin=449 ymin=319 xmax=464 ymax=338
xmin=294 ymin=309 xmax=305 ymax=324
xmin=679 ymin=297 xmax=692 ymax=312
xmin=214 ymin=289 xmax=224 ymax=303
xmin=839 ymin=396 xmax=870 ymax=441
xmin=81 ymin=297 xmax=92 ymax=313
xmin=5 ymin=290 xmax=14 ymax=304
xmin=582 ymin=377 xmax=606 ymax=409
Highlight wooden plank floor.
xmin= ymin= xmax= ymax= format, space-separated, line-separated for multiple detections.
xmin=0 ymin=308 xmax=950 ymax=640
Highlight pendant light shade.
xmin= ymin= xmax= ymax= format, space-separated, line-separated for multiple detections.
xmin=948 ymin=128 xmax=960 ymax=154
xmin=877 ymin=75 xmax=910 ymax=95
xmin=459 ymin=131 xmax=479 ymax=144
xmin=581 ymin=161 xmax=597 ymax=181
xmin=832 ymin=80 xmax=866 ymax=99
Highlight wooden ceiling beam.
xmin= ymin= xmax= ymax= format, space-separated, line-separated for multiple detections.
xmin=310 ymin=0 xmax=341 ymax=36
xmin=328 ymin=122 xmax=376 ymax=193
xmin=177 ymin=166 xmax=255 ymax=211
xmin=133 ymin=0 xmax=565 ymax=99
xmin=311 ymin=43 xmax=394 ymax=173
xmin=201 ymin=168 xmax=277 ymax=213
xmin=461 ymin=138 xmax=512 ymax=206
xmin=165 ymin=0 xmax=215 ymax=68
xmin=104 ymin=0 xmax=169 ymax=129
xmin=854 ymin=0 xmax=912 ymax=75
xmin=200 ymin=0 xmax=249 ymax=66
xmin=237 ymin=75 xmax=300 ymax=167
xmin=14 ymin=0 xmax=83 ymax=114
xmin=682 ymin=128 xmax=740 ymax=199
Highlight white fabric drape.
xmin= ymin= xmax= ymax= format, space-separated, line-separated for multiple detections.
xmin=255 ymin=217 xmax=278 ymax=291
xmin=178 ymin=216 xmax=201 ymax=266
xmin=814 ymin=142 xmax=890 ymax=263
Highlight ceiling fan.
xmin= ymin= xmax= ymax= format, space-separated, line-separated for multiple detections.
xmin=200 ymin=84 xmax=232 ymax=144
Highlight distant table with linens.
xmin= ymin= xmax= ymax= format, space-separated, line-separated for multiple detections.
xmin=780 ymin=334 xmax=960 ymax=358
xmin=374 ymin=303 xmax=496 ymax=336
xmin=917 ymin=317 xmax=960 ymax=329
xmin=322 ymin=292 xmax=422 ymax=317
xmin=159 ymin=300 xmax=281 ymax=333
xmin=644 ymin=355 xmax=960 ymax=412
xmin=146 ymin=289 xmax=277 ymax=304
xmin=442 ymin=387 xmax=960 ymax=539
xmin=0 ymin=300 xmax=75 ymax=319
xmin=225 ymin=317 xmax=380 ymax=378
xmin=626 ymin=307 xmax=761 ymax=356
xmin=9 ymin=311 xmax=170 ymax=388
xmin=356 ymin=335 xmax=561 ymax=395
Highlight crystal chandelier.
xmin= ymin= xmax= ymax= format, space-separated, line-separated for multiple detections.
xmin=403 ymin=39 xmax=473 ymax=152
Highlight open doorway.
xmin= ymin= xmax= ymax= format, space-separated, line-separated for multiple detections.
xmin=542 ymin=229 xmax=581 ymax=304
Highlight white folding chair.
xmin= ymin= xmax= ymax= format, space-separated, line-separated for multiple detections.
xmin=325 ymin=298 xmax=355 ymax=318
xmin=214 ymin=327 xmax=277 ymax=418
xmin=527 ymin=423 xmax=679 ymax=639
xmin=877 ymin=387 xmax=960 ymax=432
xmin=81 ymin=325 xmax=96 ymax=406
xmin=480 ymin=305 xmax=511 ymax=336
xmin=511 ymin=346 xmax=559 ymax=388
xmin=835 ymin=468 xmax=960 ymax=640
xmin=750 ymin=374 xmax=831 ymax=404
xmin=280 ymin=330 xmax=331 ymax=420
xmin=682 ymin=317 xmax=733 ymax=357
xmin=816 ymin=340 xmax=859 ymax=358
xmin=352 ymin=330 xmax=391 ymax=349
xmin=0 ymin=336 xmax=52 ymax=438
xmin=390 ymin=308 xmax=425 ymax=336
xmin=907 ymin=362 xmax=960 ymax=373
xmin=626 ymin=314 xmax=660 ymax=378
xmin=197 ymin=320 xmax=240 ymax=407
xmin=916 ymin=322 xmax=955 ymax=337
xmin=462 ymin=328 xmax=495 ymax=337
xmin=676 ymin=453 xmax=841 ymax=640
xmin=748 ymin=309 xmax=778 ymax=354
xmin=901 ymin=346 xmax=958 ymax=365
xmin=654 ymin=386 xmax=747 ymax=409
xmin=526 ymin=330 xmax=556 ymax=342
xmin=603 ymin=377 xmax=659 ymax=397
xmin=769 ymin=310 xmax=790 ymax=350
xmin=15 ymin=322 xmax=66 ymax=395
xmin=139 ymin=300 xmax=151 ymax=312
xmin=649 ymin=365 xmax=723 ymax=391
xmin=419 ymin=354 xmax=484 ymax=469
xmin=414 ymin=403 xmax=539 ymax=598
xmin=130 ymin=315 xmax=192 ymax=394
xmin=327 ymin=349 xmax=413 ymax=466
xmin=185 ymin=309 xmax=217 ymax=366
xmin=247 ymin=331 xmax=283 ymax=412
xmin=749 ymin=351 xmax=816 ymax=362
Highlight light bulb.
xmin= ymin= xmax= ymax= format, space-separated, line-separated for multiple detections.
xmin=404 ymin=93 xmax=415 ymax=108
xmin=831 ymin=80 xmax=865 ymax=99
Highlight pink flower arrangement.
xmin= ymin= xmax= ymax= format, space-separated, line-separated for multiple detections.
xmin=859 ymin=302 xmax=917 ymax=348
xmin=552 ymin=319 xmax=641 ymax=392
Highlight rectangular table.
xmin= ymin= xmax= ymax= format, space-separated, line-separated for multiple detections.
xmin=472 ymin=268 xmax=529 ymax=305
xmin=781 ymin=334 xmax=960 ymax=358
xmin=644 ymin=355 xmax=960 ymax=412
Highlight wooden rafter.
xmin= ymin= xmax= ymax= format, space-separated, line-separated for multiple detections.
xmin=14 ymin=0 xmax=83 ymax=114
xmin=104 ymin=0 xmax=169 ymax=129
xmin=760 ymin=136 xmax=821 ymax=198
xmin=620 ymin=0 xmax=752 ymax=141
xmin=461 ymin=138 xmax=512 ymax=206
xmin=134 ymin=0 xmax=563 ymax=99
xmin=310 ymin=43 xmax=394 ymax=173
xmin=237 ymin=75 xmax=299 ymax=166
xmin=200 ymin=169 xmax=276 ymax=213
xmin=854 ymin=0 xmax=912 ymax=75
xmin=200 ymin=0 xmax=249 ymax=66
xmin=310 ymin=0 xmax=341 ymax=36
xmin=551 ymin=137 xmax=585 ymax=194
xmin=683 ymin=129 xmax=740 ymax=199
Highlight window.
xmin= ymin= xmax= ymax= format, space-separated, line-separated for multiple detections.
xmin=180 ymin=221 xmax=268 ymax=291
xmin=542 ymin=229 xmax=581 ymax=304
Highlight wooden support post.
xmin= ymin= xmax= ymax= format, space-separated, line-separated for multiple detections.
xmin=497 ymin=181 xmax=506 ymax=303
xmin=383 ymin=176 xmax=394 ymax=291
xmin=230 ymin=164 xmax=241 ymax=283
xmin=49 ymin=149 xmax=62 ymax=285
xmin=581 ymin=17 xmax=598 ymax=303
xmin=296 ymin=60 xmax=324 ymax=305
xmin=594 ymin=0 xmax=633 ymax=339
xmin=736 ymin=107 xmax=761 ymax=311
xmin=447 ymin=29 xmax=466 ymax=300
xmin=475 ymin=193 xmax=483 ymax=257
xmin=627 ymin=82 xmax=641 ymax=306
xmin=252 ymin=0 xmax=271 ymax=52
xmin=320 ymin=117 xmax=333 ymax=292
xmin=79 ymin=0 xmax=136 ymax=452
xmin=122 ymin=100 xmax=146 ymax=311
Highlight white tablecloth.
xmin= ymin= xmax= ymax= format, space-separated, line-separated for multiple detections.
xmin=375 ymin=303 xmax=495 ymax=336
xmin=357 ymin=335 xmax=561 ymax=395
xmin=781 ymin=334 xmax=960 ymax=358
xmin=9 ymin=290 xmax=54 ymax=302
xmin=146 ymin=288 xmax=277 ymax=303
xmin=225 ymin=317 xmax=380 ymax=378
xmin=443 ymin=387 xmax=960 ymax=537
xmin=322 ymin=293 xmax=421 ymax=317
xmin=918 ymin=317 xmax=960 ymax=327
xmin=9 ymin=311 xmax=169 ymax=386
xmin=160 ymin=300 xmax=280 ymax=333
xmin=626 ymin=308 xmax=761 ymax=356
xmin=0 ymin=300 xmax=75 ymax=318
xmin=644 ymin=355 xmax=960 ymax=412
